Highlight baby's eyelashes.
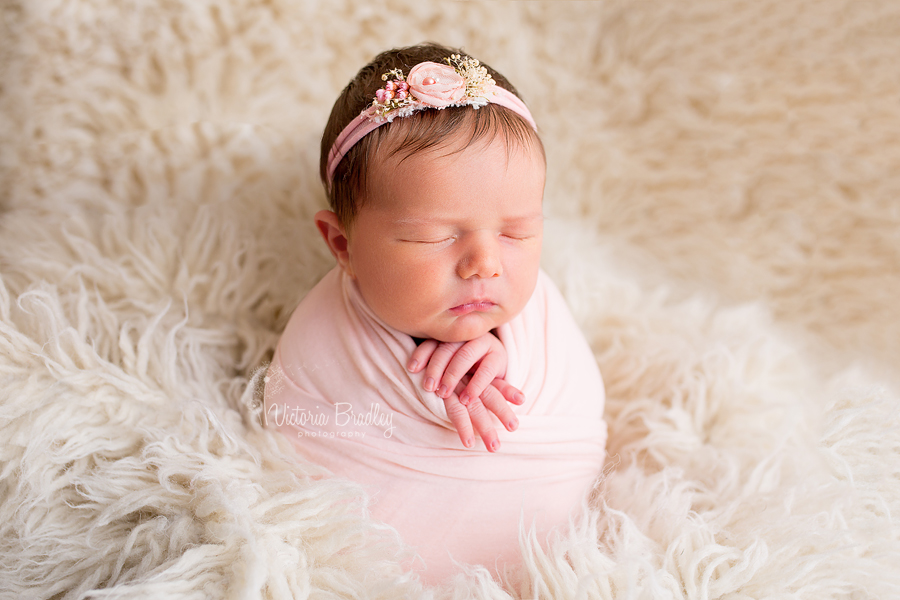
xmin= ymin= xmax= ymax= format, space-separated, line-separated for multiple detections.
xmin=401 ymin=232 xmax=536 ymax=245
xmin=400 ymin=237 xmax=456 ymax=246
xmin=500 ymin=233 xmax=536 ymax=241
xmin=499 ymin=226 xmax=542 ymax=241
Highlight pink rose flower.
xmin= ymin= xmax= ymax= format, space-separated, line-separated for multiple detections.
xmin=407 ymin=62 xmax=466 ymax=107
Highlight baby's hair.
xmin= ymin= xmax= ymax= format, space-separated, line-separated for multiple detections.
xmin=320 ymin=42 xmax=544 ymax=228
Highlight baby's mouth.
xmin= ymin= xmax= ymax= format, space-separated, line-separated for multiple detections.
xmin=449 ymin=301 xmax=497 ymax=316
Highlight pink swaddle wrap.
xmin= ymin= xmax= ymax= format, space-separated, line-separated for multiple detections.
xmin=264 ymin=266 xmax=607 ymax=582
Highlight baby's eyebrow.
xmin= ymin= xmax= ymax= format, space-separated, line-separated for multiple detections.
xmin=391 ymin=217 xmax=436 ymax=226
xmin=504 ymin=213 xmax=545 ymax=225
xmin=391 ymin=213 xmax=544 ymax=226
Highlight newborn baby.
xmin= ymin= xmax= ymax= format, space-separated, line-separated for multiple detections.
xmin=264 ymin=43 xmax=607 ymax=584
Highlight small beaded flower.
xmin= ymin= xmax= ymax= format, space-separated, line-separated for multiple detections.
xmin=370 ymin=54 xmax=498 ymax=121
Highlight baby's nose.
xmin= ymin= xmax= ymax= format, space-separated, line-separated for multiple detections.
xmin=457 ymin=235 xmax=502 ymax=279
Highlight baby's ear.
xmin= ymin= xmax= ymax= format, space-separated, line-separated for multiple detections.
xmin=314 ymin=210 xmax=354 ymax=275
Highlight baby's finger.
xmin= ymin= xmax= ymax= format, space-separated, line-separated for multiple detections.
xmin=422 ymin=342 xmax=462 ymax=400
xmin=465 ymin=396 xmax=501 ymax=452
xmin=479 ymin=383 xmax=519 ymax=432
xmin=424 ymin=341 xmax=464 ymax=395
xmin=443 ymin=394 xmax=475 ymax=449
xmin=408 ymin=339 xmax=440 ymax=373
xmin=439 ymin=337 xmax=492 ymax=402
xmin=489 ymin=378 xmax=526 ymax=406
xmin=458 ymin=350 xmax=504 ymax=406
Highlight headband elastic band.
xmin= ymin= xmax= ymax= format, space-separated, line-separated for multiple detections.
xmin=326 ymin=55 xmax=538 ymax=190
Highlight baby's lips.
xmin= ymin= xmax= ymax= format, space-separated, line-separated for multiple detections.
xmin=448 ymin=301 xmax=497 ymax=316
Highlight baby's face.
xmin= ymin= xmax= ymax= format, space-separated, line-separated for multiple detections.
xmin=344 ymin=133 xmax=545 ymax=342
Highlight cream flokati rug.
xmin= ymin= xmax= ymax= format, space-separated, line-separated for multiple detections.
xmin=1 ymin=0 xmax=899 ymax=598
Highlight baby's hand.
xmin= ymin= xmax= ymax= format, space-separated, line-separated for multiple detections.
xmin=407 ymin=333 xmax=525 ymax=452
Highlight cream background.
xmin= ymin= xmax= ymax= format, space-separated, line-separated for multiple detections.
xmin=1 ymin=1 xmax=898 ymax=597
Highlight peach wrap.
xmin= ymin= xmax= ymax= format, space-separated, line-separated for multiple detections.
xmin=264 ymin=267 xmax=607 ymax=583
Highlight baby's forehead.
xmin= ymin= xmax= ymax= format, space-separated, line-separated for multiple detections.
xmin=370 ymin=135 xmax=545 ymax=184
xmin=358 ymin=153 xmax=543 ymax=229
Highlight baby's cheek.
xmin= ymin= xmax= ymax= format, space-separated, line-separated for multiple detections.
xmin=510 ymin=257 xmax=540 ymax=295
xmin=410 ymin=255 xmax=448 ymax=281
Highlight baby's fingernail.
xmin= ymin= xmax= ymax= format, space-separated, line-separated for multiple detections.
xmin=514 ymin=392 xmax=525 ymax=404
xmin=437 ymin=384 xmax=449 ymax=397
xmin=459 ymin=391 xmax=470 ymax=405
xmin=425 ymin=377 xmax=435 ymax=392
xmin=463 ymin=438 xmax=474 ymax=448
xmin=489 ymin=440 xmax=500 ymax=452
xmin=407 ymin=359 xmax=418 ymax=372
xmin=507 ymin=418 xmax=518 ymax=431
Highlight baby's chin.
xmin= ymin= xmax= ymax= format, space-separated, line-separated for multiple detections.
xmin=418 ymin=315 xmax=508 ymax=343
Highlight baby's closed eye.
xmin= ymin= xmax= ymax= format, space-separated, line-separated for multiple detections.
xmin=500 ymin=231 xmax=537 ymax=241
xmin=404 ymin=232 xmax=534 ymax=246
xmin=402 ymin=236 xmax=457 ymax=246
xmin=499 ymin=215 xmax=543 ymax=242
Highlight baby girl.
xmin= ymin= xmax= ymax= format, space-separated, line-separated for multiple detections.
xmin=264 ymin=43 xmax=607 ymax=584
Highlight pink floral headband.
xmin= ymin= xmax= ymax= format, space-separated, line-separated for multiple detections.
xmin=326 ymin=54 xmax=538 ymax=189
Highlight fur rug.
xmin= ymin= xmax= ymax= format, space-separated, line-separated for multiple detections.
xmin=1 ymin=0 xmax=898 ymax=598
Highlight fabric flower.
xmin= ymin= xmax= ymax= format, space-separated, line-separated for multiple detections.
xmin=407 ymin=62 xmax=466 ymax=107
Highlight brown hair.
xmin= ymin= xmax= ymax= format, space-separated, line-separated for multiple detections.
xmin=320 ymin=42 xmax=544 ymax=228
